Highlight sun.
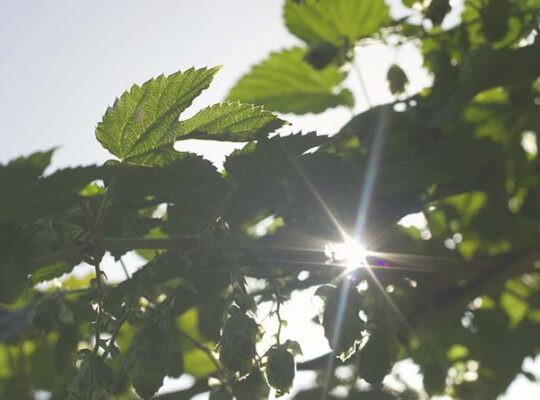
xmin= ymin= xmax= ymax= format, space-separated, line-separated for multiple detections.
xmin=325 ymin=237 xmax=368 ymax=270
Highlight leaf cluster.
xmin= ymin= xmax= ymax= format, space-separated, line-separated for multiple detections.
xmin=1 ymin=0 xmax=540 ymax=399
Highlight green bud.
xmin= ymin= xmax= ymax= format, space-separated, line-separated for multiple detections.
xmin=219 ymin=307 xmax=259 ymax=375
xmin=265 ymin=345 xmax=296 ymax=397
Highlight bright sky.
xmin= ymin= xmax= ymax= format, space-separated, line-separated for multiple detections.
xmin=1 ymin=0 xmax=538 ymax=399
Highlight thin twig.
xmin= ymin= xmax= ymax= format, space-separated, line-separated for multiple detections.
xmin=88 ymin=177 xmax=117 ymax=397
xmin=119 ymin=257 xmax=130 ymax=280
xmin=88 ymin=258 xmax=105 ymax=398
xmin=102 ymin=299 xmax=132 ymax=359
xmin=273 ymin=282 xmax=284 ymax=345
xmin=201 ymin=183 xmax=239 ymax=234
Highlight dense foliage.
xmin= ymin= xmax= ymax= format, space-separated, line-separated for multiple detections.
xmin=1 ymin=0 xmax=540 ymax=399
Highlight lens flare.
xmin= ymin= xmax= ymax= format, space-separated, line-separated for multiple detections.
xmin=325 ymin=237 xmax=368 ymax=270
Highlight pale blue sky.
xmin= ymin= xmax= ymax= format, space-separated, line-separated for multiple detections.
xmin=1 ymin=1 xmax=538 ymax=399
xmin=0 ymin=0 xmax=296 ymax=167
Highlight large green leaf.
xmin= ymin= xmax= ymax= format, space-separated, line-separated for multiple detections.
xmin=114 ymin=153 xmax=225 ymax=202
xmin=172 ymin=102 xmax=285 ymax=142
xmin=224 ymin=132 xmax=328 ymax=183
xmin=0 ymin=155 xmax=112 ymax=224
xmin=227 ymin=48 xmax=354 ymax=115
xmin=283 ymin=0 xmax=390 ymax=46
xmin=96 ymin=67 xmax=219 ymax=163
xmin=223 ymin=132 xmax=329 ymax=227
xmin=374 ymin=139 xmax=504 ymax=197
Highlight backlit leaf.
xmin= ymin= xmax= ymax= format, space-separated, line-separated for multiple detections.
xmin=284 ymin=0 xmax=390 ymax=46
xmin=228 ymin=48 xmax=353 ymax=114
xmin=173 ymin=102 xmax=285 ymax=142
xmin=96 ymin=67 xmax=219 ymax=163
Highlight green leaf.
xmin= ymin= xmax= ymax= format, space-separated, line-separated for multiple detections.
xmin=0 ymin=165 xmax=112 ymax=224
xmin=403 ymin=0 xmax=421 ymax=7
xmin=29 ymin=262 xmax=78 ymax=286
xmin=284 ymin=339 xmax=303 ymax=356
xmin=375 ymin=139 xmax=503 ymax=197
xmin=182 ymin=347 xmax=217 ymax=378
xmin=115 ymin=153 xmax=225 ymax=202
xmin=321 ymin=282 xmax=364 ymax=360
xmin=0 ymin=150 xmax=55 ymax=221
xmin=500 ymin=291 xmax=529 ymax=327
xmin=175 ymin=308 xmax=218 ymax=378
xmin=426 ymin=0 xmax=452 ymax=26
xmin=224 ymin=131 xmax=328 ymax=183
xmin=233 ymin=368 xmax=269 ymax=400
xmin=223 ymin=132 xmax=328 ymax=228
xmin=67 ymin=353 xmax=113 ymax=399
xmin=357 ymin=330 xmax=399 ymax=386
xmin=227 ymin=48 xmax=354 ymax=115
xmin=284 ymin=0 xmax=390 ymax=46
xmin=123 ymin=325 xmax=171 ymax=399
xmin=314 ymin=285 xmax=336 ymax=299
xmin=304 ymin=41 xmax=345 ymax=70
xmin=209 ymin=386 xmax=233 ymax=400
xmin=173 ymin=102 xmax=285 ymax=142
xmin=96 ymin=67 xmax=219 ymax=164
xmin=483 ymin=0 xmax=512 ymax=43
xmin=0 ymin=149 xmax=54 ymax=190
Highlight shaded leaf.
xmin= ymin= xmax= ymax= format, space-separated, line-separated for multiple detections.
xmin=0 ymin=163 xmax=113 ymax=224
xmin=387 ymin=64 xmax=409 ymax=95
xmin=123 ymin=325 xmax=171 ymax=399
xmin=224 ymin=132 xmax=328 ymax=183
xmin=357 ymin=330 xmax=399 ymax=386
xmin=321 ymin=282 xmax=364 ymax=360
xmin=233 ymin=367 xmax=269 ymax=400
xmin=223 ymin=132 xmax=328 ymax=227
xmin=426 ymin=0 xmax=452 ymax=26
